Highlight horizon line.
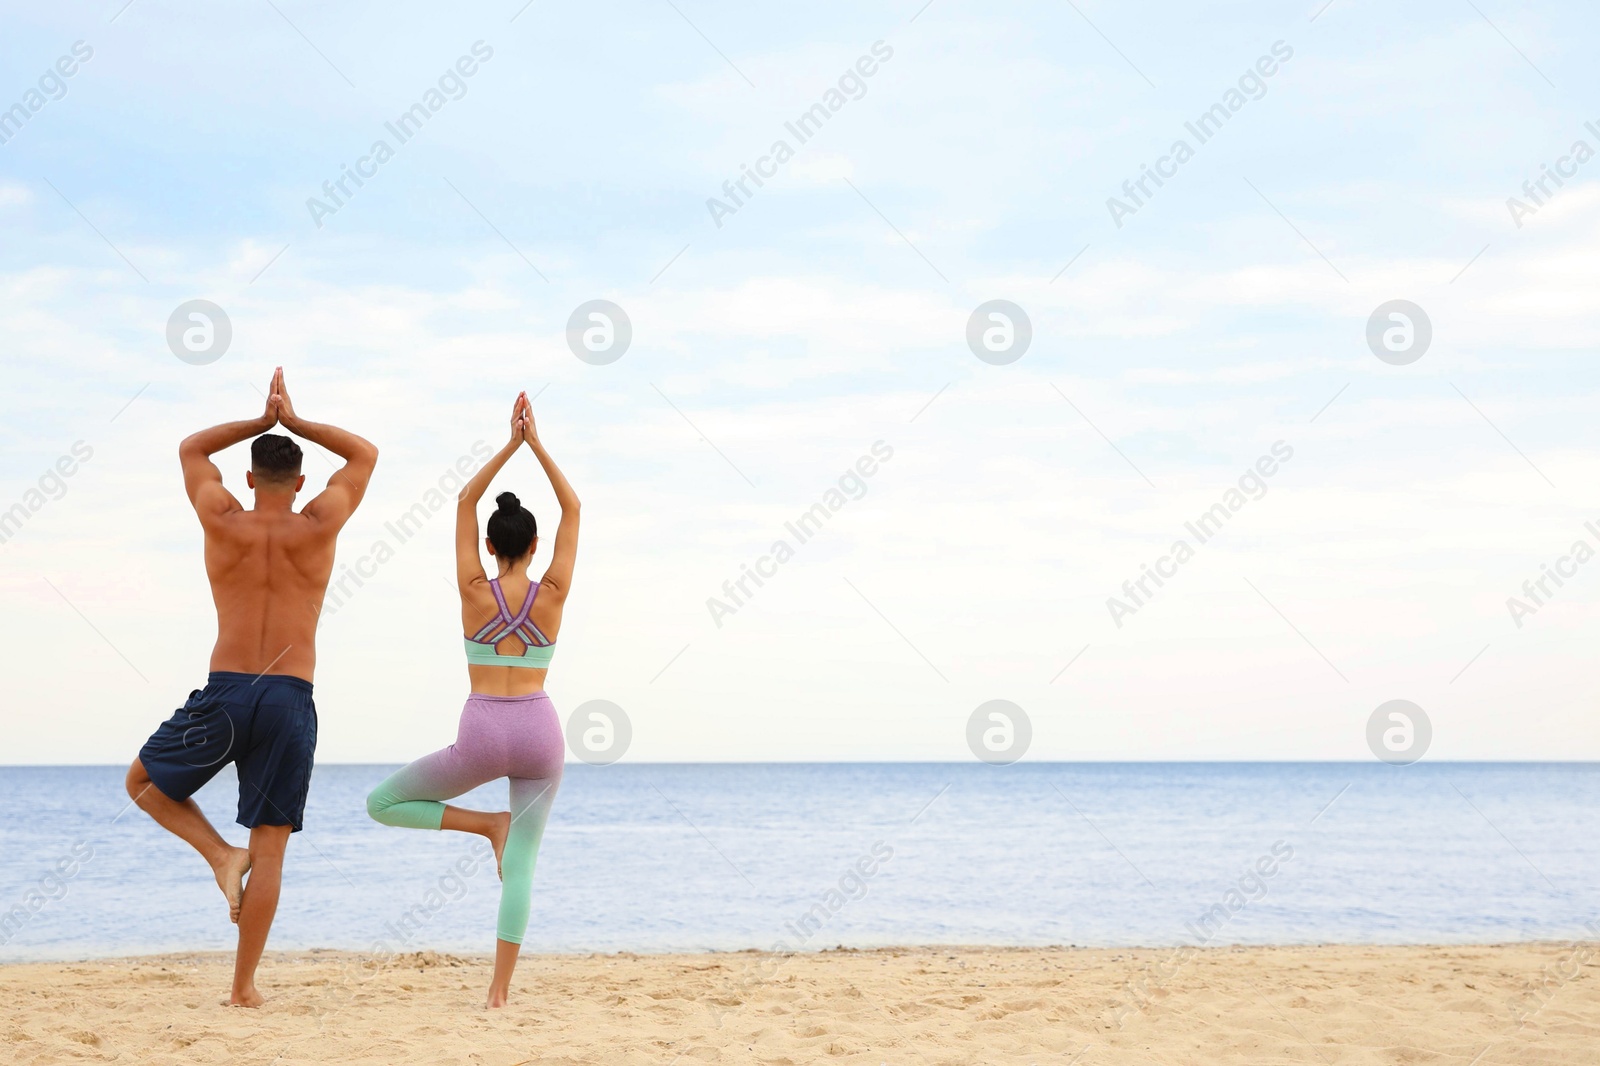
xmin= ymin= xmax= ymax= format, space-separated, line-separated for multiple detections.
xmin=4 ymin=759 xmax=1597 ymax=769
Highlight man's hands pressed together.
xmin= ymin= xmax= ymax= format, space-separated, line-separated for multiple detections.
xmin=267 ymin=366 xmax=303 ymax=435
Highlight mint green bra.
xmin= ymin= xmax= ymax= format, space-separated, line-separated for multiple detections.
xmin=464 ymin=578 xmax=555 ymax=669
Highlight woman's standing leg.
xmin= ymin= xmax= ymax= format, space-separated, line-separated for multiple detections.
xmin=487 ymin=772 xmax=561 ymax=1007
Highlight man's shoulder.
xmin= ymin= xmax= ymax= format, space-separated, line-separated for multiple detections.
xmin=212 ymin=508 xmax=329 ymax=539
xmin=283 ymin=507 xmax=344 ymax=546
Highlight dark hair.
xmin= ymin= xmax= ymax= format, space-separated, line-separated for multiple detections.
xmin=487 ymin=491 xmax=536 ymax=559
xmin=251 ymin=434 xmax=303 ymax=484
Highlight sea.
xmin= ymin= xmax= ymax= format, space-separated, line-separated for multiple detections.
xmin=1 ymin=762 xmax=1595 ymax=961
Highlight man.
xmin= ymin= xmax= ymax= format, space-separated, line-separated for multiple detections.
xmin=125 ymin=367 xmax=377 ymax=1007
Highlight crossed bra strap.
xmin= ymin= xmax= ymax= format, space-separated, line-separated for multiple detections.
xmin=469 ymin=578 xmax=554 ymax=650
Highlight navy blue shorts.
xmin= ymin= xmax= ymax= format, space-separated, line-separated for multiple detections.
xmin=138 ymin=672 xmax=318 ymax=832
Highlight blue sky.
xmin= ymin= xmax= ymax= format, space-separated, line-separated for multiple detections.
xmin=4 ymin=0 xmax=1600 ymax=763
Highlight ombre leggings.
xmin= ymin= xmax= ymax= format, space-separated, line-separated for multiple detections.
xmin=366 ymin=692 xmax=563 ymax=944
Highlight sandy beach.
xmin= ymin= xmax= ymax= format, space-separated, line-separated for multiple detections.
xmin=2 ymin=943 xmax=1594 ymax=1065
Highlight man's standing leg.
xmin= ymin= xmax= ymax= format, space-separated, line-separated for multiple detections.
xmin=227 ymin=679 xmax=317 ymax=1006
xmin=231 ymin=823 xmax=291 ymax=1007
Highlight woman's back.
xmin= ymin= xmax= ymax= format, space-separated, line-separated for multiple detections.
xmin=461 ymin=572 xmax=566 ymax=696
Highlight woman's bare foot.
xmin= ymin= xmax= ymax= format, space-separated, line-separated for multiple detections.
xmin=488 ymin=938 xmax=519 ymax=1009
xmin=226 ymin=986 xmax=264 ymax=1008
xmin=487 ymin=811 xmax=510 ymax=881
xmin=211 ymin=846 xmax=251 ymax=924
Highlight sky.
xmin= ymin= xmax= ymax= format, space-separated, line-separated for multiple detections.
xmin=4 ymin=0 xmax=1600 ymax=763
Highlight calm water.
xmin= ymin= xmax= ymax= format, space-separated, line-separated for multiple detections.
xmin=1 ymin=763 xmax=1595 ymax=962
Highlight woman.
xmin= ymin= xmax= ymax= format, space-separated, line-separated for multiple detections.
xmin=366 ymin=392 xmax=578 ymax=1008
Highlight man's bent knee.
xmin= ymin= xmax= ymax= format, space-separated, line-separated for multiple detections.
xmin=125 ymin=758 xmax=152 ymax=802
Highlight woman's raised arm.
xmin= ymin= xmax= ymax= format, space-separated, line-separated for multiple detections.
xmin=455 ymin=392 xmax=529 ymax=588
xmin=522 ymin=405 xmax=579 ymax=599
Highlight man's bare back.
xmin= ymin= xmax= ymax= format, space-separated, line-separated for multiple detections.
xmin=203 ymin=481 xmax=339 ymax=681
xmin=125 ymin=367 xmax=377 ymax=1006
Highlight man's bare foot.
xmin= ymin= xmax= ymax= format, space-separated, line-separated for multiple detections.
xmin=487 ymin=811 xmax=510 ymax=881
xmin=226 ymin=987 xmax=264 ymax=1008
xmin=486 ymin=986 xmax=509 ymax=1009
xmin=212 ymin=846 xmax=251 ymax=924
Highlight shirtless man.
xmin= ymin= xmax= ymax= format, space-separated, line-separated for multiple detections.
xmin=124 ymin=367 xmax=377 ymax=1007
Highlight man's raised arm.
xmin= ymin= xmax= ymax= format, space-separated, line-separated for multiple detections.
xmin=269 ymin=367 xmax=378 ymax=529
xmin=178 ymin=384 xmax=278 ymax=522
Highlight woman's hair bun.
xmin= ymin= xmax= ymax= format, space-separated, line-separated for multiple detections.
xmin=487 ymin=491 xmax=536 ymax=559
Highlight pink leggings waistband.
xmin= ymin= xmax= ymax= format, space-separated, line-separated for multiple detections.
xmin=466 ymin=690 xmax=550 ymax=704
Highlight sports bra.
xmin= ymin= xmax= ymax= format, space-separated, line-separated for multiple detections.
xmin=463 ymin=577 xmax=555 ymax=669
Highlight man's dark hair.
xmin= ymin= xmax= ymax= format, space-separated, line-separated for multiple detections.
xmin=251 ymin=434 xmax=303 ymax=484
xmin=488 ymin=491 xmax=537 ymax=558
